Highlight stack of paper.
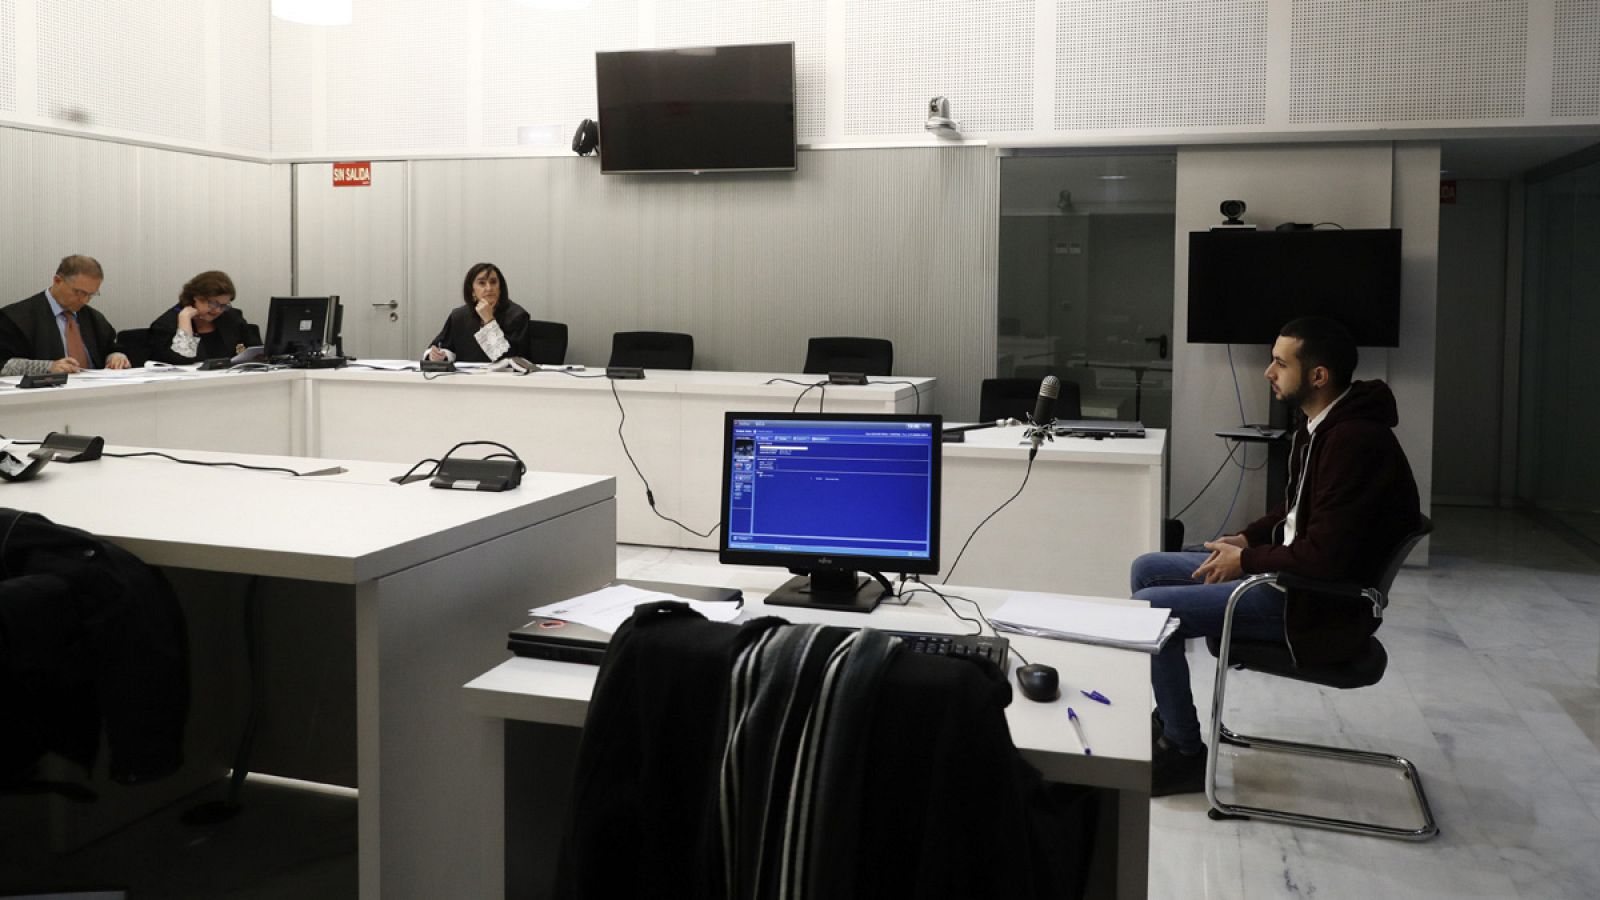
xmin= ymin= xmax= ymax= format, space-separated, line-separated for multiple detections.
xmin=989 ymin=592 xmax=1177 ymax=653
xmin=529 ymin=583 xmax=742 ymax=635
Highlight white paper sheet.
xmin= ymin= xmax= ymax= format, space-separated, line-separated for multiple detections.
xmin=530 ymin=583 xmax=742 ymax=635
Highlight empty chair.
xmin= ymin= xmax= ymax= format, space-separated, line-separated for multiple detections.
xmin=802 ymin=336 xmax=894 ymax=377
xmin=608 ymin=331 xmax=694 ymax=370
xmin=526 ymin=320 xmax=569 ymax=365
xmin=979 ymin=377 xmax=1082 ymax=424
xmin=116 ymin=328 xmax=153 ymax=367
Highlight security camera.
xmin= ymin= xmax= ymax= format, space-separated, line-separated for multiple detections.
xmin=1220 ymin=200 xmax=1247 ymax=225
xmin=925 ymin=96 xmax=961 ymax=137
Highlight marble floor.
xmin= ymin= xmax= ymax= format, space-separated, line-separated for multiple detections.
xmin=1 ymin=507 xmax=1593 ymax=899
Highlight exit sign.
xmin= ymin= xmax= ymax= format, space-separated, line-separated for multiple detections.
xmin=333 ymin=162 xmax=372 ymax=187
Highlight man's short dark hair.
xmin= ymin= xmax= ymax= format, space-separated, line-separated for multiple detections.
xmin=1279 ymin=316 xmax=1357 ymax=389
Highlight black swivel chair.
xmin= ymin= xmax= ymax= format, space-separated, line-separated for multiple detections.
xmin=1203 ymin=516 xmax=1438 ymax=840
xmin=608 ymin=331 xmax=694 ymax=370
xmin=802 ymin=337 xmax=894 ymax=377
xmin=526 ymin=320 xmax=569 ymax=365
xmin=979 ymin=377 xmax=1082 ymax=423
xmin=115 ymin=329 xmax=153 ymax=367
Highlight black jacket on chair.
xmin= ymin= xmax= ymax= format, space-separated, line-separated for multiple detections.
xmin=556 ymin=602 xmax=1097 ymax=900
xmin=0 ymin=509 xmax=189 ymax=785
xmin=0 ymin=292 xmax=123 ymax=368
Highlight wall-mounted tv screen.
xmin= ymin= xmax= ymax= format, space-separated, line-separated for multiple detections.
xmin=1187 ymin=229 xmax=1403 ymax=347
xmin=595 ymin=42 xmax=796 ymax=174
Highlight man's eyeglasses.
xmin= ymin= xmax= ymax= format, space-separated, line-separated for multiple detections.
xmin=64 ymin=286 xmax=100 ymax=300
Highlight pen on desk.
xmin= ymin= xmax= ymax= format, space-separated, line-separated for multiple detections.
xmin=1080 ymin=690 xmax=1111 ymax=705
xmin=1068 ymin=707 xmax=1092 ymax=756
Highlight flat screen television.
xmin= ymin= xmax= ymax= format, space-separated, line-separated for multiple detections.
xmin=1187 ymin=229 xmax=1402 ymax=346
xmin=720 ymin=412 xmax=941 ymax=613
xmin=595 ymin=42 xmax=797 ymax=174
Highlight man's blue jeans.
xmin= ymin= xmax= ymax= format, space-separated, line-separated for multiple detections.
xmin=1131 ymin=551 xmax=1286 ymax=754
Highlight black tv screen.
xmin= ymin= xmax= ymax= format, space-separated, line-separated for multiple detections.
xmin=1187 ymin=229 xmax=1402 ymax=346
xmin=596 ymin=43 xmax=796 ymax=174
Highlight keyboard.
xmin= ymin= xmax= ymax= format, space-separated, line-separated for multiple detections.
xmin=885 ymin=630 xmax=1010 ymax=668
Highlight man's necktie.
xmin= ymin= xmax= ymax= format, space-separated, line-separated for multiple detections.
xmin=64 ymin=312 xmax=91 ymax=368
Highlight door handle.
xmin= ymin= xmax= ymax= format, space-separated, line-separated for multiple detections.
xmin=371 ymin=300 xmax=398 ymax=310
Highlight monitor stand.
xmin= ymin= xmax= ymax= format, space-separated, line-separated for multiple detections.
xmin=764 ymin=569 xmax=886 ymax=614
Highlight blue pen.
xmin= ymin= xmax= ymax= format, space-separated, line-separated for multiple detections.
xmin=1068 ymin=707 xmax=1092 ymax=756
xmin=1080 ymin=690 xmax=1111 ymax=705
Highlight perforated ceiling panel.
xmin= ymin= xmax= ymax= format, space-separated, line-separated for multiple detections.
xmin=1553 ymin=1 xmax=1600 ymax=117
xmin=36 ymin=0 xmax=207 ymax=141
xmin=323 ymin=0 xmax=473 ymax=152
xmin=652 ymin=0 xmax=826 ymax=144
xmin=844 ymin=0 xmax=1034 ymax=135
xmin=219 ymin=2 xmax=270 ymax=152
xmin=1290 ymin=0 xmax=1528 ymax=123
xmin=0 ymin=1 xmax=15 ymax=114
xmin=269 ymin=20 xmax=314 ymax=153
xmin=481 ymin=0 xmax=640 ymax=148
xmin=1055 ymin=0 xmax=1267 ymax=129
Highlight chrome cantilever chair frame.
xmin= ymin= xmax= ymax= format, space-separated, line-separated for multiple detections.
xmin=1204 ymin=566 xmax=1439 ymax=841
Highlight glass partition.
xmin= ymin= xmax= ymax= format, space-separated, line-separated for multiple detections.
xmin=1519 ymin=155 xmax=1600 ymax=541
xmin=996 ymin=152 xmax=1176 ymax=427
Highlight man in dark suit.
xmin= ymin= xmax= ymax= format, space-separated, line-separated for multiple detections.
xmin=0 ymin=255 xmax=131 ymax=376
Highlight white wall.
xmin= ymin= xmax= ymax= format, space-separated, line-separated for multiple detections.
xmin=0 ymin=126 xmax=290 ymax=334
xmin=1171 ymin=143 xmax=1440 ymax=547
xmin=0 ymin=0 xmax=270 ymax=157
xmin=292 ymin=147 xmax=1000 ymax=416
xmin=266 ymin=0 xmax=1599 ymax=159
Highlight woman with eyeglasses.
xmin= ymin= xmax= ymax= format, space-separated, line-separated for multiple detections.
xmin=148 ymin=270 xmax=259 ymax=364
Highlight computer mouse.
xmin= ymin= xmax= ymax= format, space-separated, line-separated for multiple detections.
xmin=1014 ymin=663 xmax=1060 ymax=703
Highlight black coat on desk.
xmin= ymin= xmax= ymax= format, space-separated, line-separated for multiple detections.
xmin=557 ymin=602 xmax=1098 ymax=900
xmin=0 ymin=291 xmax=123 ymax=368
xmin=146 ymin=305 xmax=258 ymax=364
xmin=427 ymin=300 xmax=532 ymax=363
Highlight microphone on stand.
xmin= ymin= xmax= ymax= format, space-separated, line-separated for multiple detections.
xmin=1025 ymin=376 xmax=1060 ymax=457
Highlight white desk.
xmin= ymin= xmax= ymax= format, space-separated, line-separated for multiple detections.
xmin=1 ymin=369 xmax=1162 ymax=596
xmin=0 ymin=367 xmax=929 ymax=548
xmin=465 ymin=563 xmax=1152 ymax=900
xmin=942 ymin=425 xmax=1166 ymax=597
xmin=4 ymin=446 xmax=618 ymax=900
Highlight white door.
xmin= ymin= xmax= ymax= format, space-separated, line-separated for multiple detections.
xmin=293 ymin=162 xmax=411 ymax=360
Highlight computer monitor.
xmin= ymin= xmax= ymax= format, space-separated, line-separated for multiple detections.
xmin=719 ymin=412 xmax=942 ymax=613
xmin=266 ymin=296 xmax=341 ymax=357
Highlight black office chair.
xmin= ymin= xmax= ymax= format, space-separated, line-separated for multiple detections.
xmin=608 ymin=331 xmax=694 ymax=370
xmin=116 ymin=329 xmax=153 ymax=367
xmin=526 ymin=320 xmax=569 ymax=365
xmin=802 ymin=337 xmax=894 ymax=377
xmin=1203 ymin=516 xmax=1438 ymax=841
xmin=979 ymin=377 xmax=1082 ymax=423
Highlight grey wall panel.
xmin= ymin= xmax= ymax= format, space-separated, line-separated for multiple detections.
xmin=0 ymin=126 xmax=287 ymax=344
xmin=403 ymin=147 xmax=998 ymax=417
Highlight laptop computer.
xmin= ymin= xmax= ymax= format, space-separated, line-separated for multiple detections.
xmin=508 ymin=580 xmax=743 ymax=665
xmin=1053 ymin=419 xmax=1146 ymax=439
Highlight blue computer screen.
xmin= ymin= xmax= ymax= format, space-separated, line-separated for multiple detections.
xmin=724 ymin=418 xmax=937 ymax=560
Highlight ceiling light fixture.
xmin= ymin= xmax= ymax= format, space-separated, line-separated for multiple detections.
xmin=271 ymin=1 xmax=352 ymax=26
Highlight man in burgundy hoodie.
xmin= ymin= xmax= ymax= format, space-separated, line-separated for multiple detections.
xmin=1131 ymin=316 xmax=1421 ymax=797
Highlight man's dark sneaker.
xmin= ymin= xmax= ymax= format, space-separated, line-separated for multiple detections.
xmin=1151 ymin=734 xmax=1207 ymax=798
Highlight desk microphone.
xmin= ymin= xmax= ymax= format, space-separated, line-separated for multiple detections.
xmin=1026 ymin=376 xmax=1060 ymax=457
